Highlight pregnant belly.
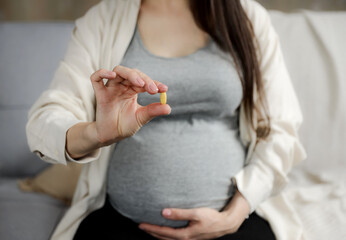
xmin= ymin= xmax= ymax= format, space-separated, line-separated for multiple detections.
xmin=106 ymin=118 xmax=245 ymax=227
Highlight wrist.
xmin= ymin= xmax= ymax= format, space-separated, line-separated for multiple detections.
xmin=86 ymin=121 xmax=105 ymax=148
xmin=222 ymin=189 xmax=251 ymax=224
xmin=90 ymin=121 xmax=124 ymax=147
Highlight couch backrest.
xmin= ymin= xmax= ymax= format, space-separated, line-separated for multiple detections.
xmin=0 ymin=10 xmax=345 ymax=178
xmin=0 ymin=22 xmax=74 ymax=177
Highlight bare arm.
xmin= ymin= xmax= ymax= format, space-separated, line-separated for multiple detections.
xmin=65 ymin=122 xmax=102 ymax=159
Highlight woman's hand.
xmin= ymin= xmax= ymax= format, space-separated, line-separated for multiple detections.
xmin=138 ymin=190 xmax=251 ymax=240
xmin=91 ymin=66 xmax=171 ymax=146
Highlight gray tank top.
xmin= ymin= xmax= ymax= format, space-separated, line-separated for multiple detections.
xmin=106 ymin=24 xmax=246 ymax=228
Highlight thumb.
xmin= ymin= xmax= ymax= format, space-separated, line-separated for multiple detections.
xmin=135 ymin=103 xmax=171 ymax=126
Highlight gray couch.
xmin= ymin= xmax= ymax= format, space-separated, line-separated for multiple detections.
xmin=1 ymin=10 xmax=345 ymax=240
xmin=0 ymin=22 xmax=74 ymax=240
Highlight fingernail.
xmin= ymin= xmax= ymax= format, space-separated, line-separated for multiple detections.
xmin=163 ymin=209 xmax=171 ymax=216
xmin=138 ymin=225 xmax=145 ymax=230
xmin=136 ymin=77 xmax=145 ymax=87
xmin=158 ymin=83 xmax=168 ymax=92
xmin=109 ymin=71 xmax=116 ymax=78
xmin=149 ymin=82 xmax=158 ymax=93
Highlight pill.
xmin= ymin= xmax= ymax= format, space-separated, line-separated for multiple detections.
xmin=160 ymin=92 xmax=167 ymax=105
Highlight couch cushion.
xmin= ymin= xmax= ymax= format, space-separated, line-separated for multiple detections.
xmin=0 ymin=22 xmax=74 ymax=177
xmin=0 ymin=178 xmax=67 ymax=240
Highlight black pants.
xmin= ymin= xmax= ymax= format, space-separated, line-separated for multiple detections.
xmin=74 ymin=195 xmax=275 ymax=240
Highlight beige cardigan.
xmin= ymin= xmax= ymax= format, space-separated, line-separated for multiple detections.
xmin=26 ymin=0 xmax=307 ymax=239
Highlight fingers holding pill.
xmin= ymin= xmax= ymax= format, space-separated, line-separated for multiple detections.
xmin=113 ymin=65 xmax=158 ymax=93
xmin=155 ymin=82 xmax=168 ymax=93
xmin=89 ymin=66 xmax=171 ymax=146
xmin=112 ymin=65 xmax=169 ymax=105
xmin=113 ymin=65 xmax=145 ymax=88
xmin=134 ymin=69 xmax=163 ymax=94
xmin=133 ymin=70 xmax=168 ymax=104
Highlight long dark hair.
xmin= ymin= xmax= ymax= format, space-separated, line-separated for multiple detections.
xmin=189 ymin=0 xmax=271 ymax=140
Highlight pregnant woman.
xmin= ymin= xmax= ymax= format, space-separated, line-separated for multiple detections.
xmin=26 ymin=0 xmax=306 ymax=239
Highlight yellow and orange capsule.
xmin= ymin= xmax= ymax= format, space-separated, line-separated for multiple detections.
xmin=160 ymin=92 xmax=167 ymax=105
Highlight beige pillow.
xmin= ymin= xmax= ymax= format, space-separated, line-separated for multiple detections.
xmin=17 ymin=162 xmax=82 ymax=206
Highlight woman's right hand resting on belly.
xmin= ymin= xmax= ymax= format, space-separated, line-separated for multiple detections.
xmin=65 ymin=66 xmax=171 ymax=159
